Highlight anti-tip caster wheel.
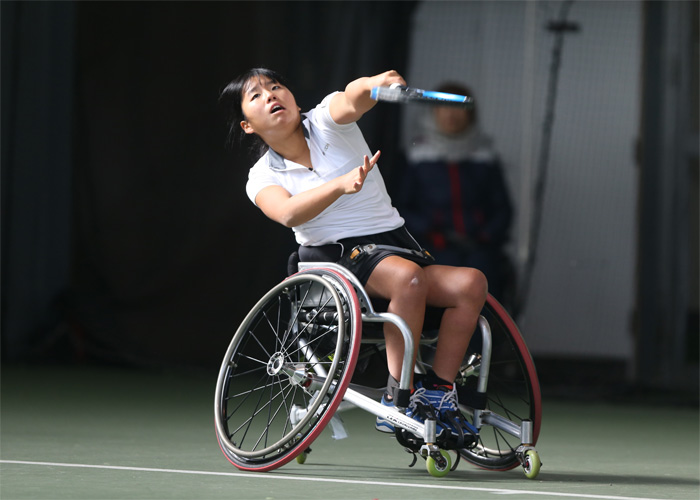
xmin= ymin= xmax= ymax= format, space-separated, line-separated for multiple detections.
xmin=295 ymin=446 xmax=311 ymax=465
xmin=522 ymin=449 xmax=541 ymax=479
xmin=426 ymin=450 xmax=451 ymax=478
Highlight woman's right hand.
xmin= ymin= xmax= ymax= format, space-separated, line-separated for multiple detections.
xmin=368 ymin=70 xmax=406 ymax=90
xmin=331 ymin=70 xmax=407 ymax=125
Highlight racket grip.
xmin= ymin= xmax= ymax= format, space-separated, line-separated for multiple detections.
xmin=370 ymin=85 xmax=407 ymax=102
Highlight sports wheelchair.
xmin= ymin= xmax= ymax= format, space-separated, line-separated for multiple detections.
xmin=214 ymin=262 xmax=542 ymax=478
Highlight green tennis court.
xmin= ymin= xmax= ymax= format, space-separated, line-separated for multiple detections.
xmin=1 ymin=364 xmax=697 ymax=500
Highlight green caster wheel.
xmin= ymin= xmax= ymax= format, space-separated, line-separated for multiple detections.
xmin=522 ymin=449 xmax=541 ymax=479
xmin=295 ymin=446 xmax=311 ymax=465
xmin=426 ymin=450 xmax=451 ymax=478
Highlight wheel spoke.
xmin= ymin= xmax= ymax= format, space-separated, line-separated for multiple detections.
xmin=215 ymin=271 xmax=360 ymax=469
xmin=284 ymin=327 xmax=339 ymax=364
xmin=251 ymin=379 xmax=295 ymax=452
xmin=230 ymin=374 xmax=274 ymax=447
xmin=446 ymin=300 xmax=541 ymax=470
xmin=225 ymin=371 xmax=271 ymax=419
xmin=279 ymin=283 xmax=312 ymax=348
xmin=283 ymin=296 xmax=335 ymax=355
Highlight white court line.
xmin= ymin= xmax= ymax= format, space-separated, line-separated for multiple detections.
xmin=0 ymin=459 xmax=670 ymax=500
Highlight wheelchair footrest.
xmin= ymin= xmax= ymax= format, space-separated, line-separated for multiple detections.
xmin=395 ymin=427 xmax=478 ymax=452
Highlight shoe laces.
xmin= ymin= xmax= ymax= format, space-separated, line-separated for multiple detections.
xmin=423 ymin=385 xmax=459 ymax=413
xmin=408 ymin=386 xmax=429 ymax=410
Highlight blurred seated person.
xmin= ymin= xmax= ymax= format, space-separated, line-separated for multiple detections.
xmin=397 ymin=82 xmax=514 ymax=304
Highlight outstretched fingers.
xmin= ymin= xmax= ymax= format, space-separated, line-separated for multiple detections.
xmin=369 ymin=150 xmax=381 ymax=168
xmin=353 ymin=150 xmax=381 ymax=191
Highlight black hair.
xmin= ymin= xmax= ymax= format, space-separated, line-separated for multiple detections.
xmin=435 ymin=82 xmax=478 ymax=124
xmin=219 ymin=68 xmax=291 ymax=158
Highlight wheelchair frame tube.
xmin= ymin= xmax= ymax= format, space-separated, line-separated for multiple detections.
xmin=361 ymin=312 xmax=414 ymax=403
xmin=476 ymin=316 xmax=492 ymax=394
xmin=291 ymin=379 xmax=428 ymax=438
xmin=472 ymin=315 xmax=492 ymax=429
xmin=342 ymin=387 xmax=426 ymax=438
xmin=297 ymin=262 xmax=415 ymax=403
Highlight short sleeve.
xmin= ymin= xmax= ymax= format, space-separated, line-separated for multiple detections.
xmin=311 ymin=92 xmax=357 ymax=132
xmin=245 ymin=154 xmax=278 ymax=206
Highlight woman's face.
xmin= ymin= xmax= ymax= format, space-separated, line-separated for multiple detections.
xmin=433 ymin=105 xmax=473 ymax=135
xmin=239 ymin=76 xmax=300 ymax=140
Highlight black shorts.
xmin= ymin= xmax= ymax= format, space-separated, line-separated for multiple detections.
xmin=296 ymin=226 xmax=434 ymax=286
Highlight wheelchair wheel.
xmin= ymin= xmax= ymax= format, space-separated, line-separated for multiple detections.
xmin=214 ymin=268 xmax=361 ymax=471
xmin=418 ymin=295 xmax=541 ymax=471
xmin=457 ymin=295 xmax=542 ymax=470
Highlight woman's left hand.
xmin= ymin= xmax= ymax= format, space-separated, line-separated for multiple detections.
xmin=341 ymin=150 xmax=381 ymax=194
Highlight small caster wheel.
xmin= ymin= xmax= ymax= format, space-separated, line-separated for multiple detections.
xmin=295 ymin=447 xmax=311 ymax=465
xmin=522 ymin=449 xmax=541 ymax=479
xmin=426 ymin=450 xmax=451 ymax=478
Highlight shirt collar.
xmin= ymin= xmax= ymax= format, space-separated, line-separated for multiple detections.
xmin=267 ymin=119 xmax=310 ymax=171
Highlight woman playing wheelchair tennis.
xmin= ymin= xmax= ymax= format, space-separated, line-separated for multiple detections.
xmin=220 ymin=68 xmax=487 ymax=447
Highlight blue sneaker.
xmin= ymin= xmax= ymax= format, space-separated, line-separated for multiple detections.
xmin=417 ymin=382 xmax=479 ymax=447
xmin=375 ymin=390 xmax=446 ymax=436
xmin=408 ymin=383 xmax=447 ymax=439
xmin=375 ymin=394 xmax=396 ymax=433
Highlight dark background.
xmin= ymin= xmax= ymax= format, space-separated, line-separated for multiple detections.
xmin=2 ymin=1 xmax=698 ymax=400
xmin=2 ymin=1 xmax=416 ymax=368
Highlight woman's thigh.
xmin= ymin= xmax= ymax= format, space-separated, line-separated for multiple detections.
xmin=422 ymin=264 xmax=487 ymax=308
xmin=363 ymin=256 xmax=426 ymax=299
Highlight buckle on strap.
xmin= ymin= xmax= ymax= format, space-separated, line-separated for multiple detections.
xmin=349 ymin=243 xmax=434 ymax=262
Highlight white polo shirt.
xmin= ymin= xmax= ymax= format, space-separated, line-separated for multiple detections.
xmin=246 ymin=92 xmax=404 ymax=246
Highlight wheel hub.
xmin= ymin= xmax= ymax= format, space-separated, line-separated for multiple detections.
xmin=267 ymin=352 xmax=285 ymax=375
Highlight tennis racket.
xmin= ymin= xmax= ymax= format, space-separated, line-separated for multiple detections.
xmin=370 ymin=83 xmax=474 ymax=108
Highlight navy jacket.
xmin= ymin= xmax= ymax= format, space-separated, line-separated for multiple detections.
xmin=397 ymin=156 xmax=513 ymax=252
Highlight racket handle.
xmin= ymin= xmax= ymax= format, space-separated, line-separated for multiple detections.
xmin=371 ymin=84 xmax=473 ymax=107
xmin=370 ymin=85 xmax=409 ymax=102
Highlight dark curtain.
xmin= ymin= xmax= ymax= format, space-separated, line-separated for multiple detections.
xmin=2 ymin=1 xmax=416 ymax=367
xmin=1 ymin=1 xmax=76 ymax=361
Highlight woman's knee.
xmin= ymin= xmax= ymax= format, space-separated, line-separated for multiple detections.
xmin=452 ymin=267 xmax=488 ymax=305
xmin=389 ymin=261 xmax=428 ymax=299
xmin=366 ymin=257 xmax=429 ymax=302
xmin=466 ymin=267 xmax=489 ymax=303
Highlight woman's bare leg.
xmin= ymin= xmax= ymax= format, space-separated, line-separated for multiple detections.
xmin=364 ymin=256 xmax=427 ymax=383
xmin=365 ymin=259 xmax=487 ymax=388
xmin=423 ymin=265 xmax=488 ymax=383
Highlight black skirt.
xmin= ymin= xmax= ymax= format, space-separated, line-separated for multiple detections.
xmin=296 ymin=226 xmax=434 ymax=285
